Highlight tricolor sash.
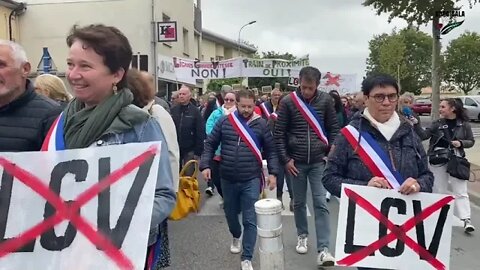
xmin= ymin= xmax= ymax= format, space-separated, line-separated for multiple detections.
xmin=41 ymin=112 xmax=66 ymax=151
xmin=290 ymin=92 xmax=329 ymax=145
xmin=260 ymin=102 xmax=278 ymax=120
xmin=228 ymin=111 xmax=266 ymax=191
xmin=340 ymin=125 xmax=405 ymax=190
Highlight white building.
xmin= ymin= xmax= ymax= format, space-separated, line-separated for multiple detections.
xmin=16 ymin=0 xmax=255 ymax=97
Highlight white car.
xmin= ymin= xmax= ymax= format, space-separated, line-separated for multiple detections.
xmin=457 ymin=96 xmax=480 ymax=121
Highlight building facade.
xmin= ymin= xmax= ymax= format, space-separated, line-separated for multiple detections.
xmin=0 ymin=0 xmax=24 ymax=41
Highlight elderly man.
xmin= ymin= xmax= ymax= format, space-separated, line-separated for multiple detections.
xmin=0 ymin=40 xmax=61 ymax=152
xmin=171 ymin=85 xmax=205 ymax=174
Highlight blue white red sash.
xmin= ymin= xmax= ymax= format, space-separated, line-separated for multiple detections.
xmin=41 ymin=112 xmax=66 ymax=151
xmin=290 ymin=92 xmax=328 ymax=145
xmin=228 ymin=111 xmax=262 ymax=164
xmin=340 ymin=125 xmax=405 ymax=190
xmin=260 ymin=102 xmax=278 ymax=120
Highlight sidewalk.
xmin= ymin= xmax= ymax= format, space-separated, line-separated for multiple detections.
xmin=465 ymin=147 xmax=480 ymax=206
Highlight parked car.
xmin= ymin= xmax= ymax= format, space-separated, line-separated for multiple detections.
xmin=456 ymin=96 xmax=480 ymax=121
xmin=412 ymin=98 xmax=432 ymax=115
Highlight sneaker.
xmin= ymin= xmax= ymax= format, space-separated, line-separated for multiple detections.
xmin=219 ymin=198 xmax=224 ymax=209
xmin=326 ymin=191 xmax=331 ymax=202
xmin=464 ymin=219 xmax=475 ymax=233
xmin=205 ymin=187 xmax=214 ymax=196
xmin=317 ymin=247 xmax=335 ymax=267
xmin=296 ymin=235 xmax=308 ymax=254
xmin=289 ymin=199 xmax=294 ymax=212
xmin=241 ymin=260 xmax=253 ymax=270
xmin=230 ymin=238 xmax=241 ymax=254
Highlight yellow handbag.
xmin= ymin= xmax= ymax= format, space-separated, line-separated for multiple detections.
xmin=169 ymin=160 xmax=201 ymax=221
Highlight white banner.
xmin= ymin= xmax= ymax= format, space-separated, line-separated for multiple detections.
xmin=288 ymin=73 xmax=357 ymax=94
xmin=173 ymin=57 xmax=242 ymax=82
xmin=157 ymin=54 xmax=194 ymax=84
xmin=0 ymin=143 xmax=161 ymax=270
xmin=241 ymin=58 xmax=309 ymax=78
xmin=335 ymin=184 xmax=454 ymax=270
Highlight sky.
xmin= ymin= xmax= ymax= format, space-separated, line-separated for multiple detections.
xmin=202 ymin=0 xmax=480 ymax=82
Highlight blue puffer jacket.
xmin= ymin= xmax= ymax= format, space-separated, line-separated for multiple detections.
xmin=322 ymin=113 xmax=434 ymax=197
xmin=200 ymin=112 xmax=279 ymax=182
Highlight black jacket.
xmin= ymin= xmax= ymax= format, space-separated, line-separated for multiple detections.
xmin=322 ymin=114 xmax=434 ymax=197
xmin=414 ymin=118 xmax=474 ymax=157
xmin=200 ymin=113 xmax=279 ymax=183
xmin=171 ymin=103 xmax=205 ymax=156
xmin=0 ymin=80 xmax=62 ymax=152
xmin=274 ymin=89 xmax=339 ymax=164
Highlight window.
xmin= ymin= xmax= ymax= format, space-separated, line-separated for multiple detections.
xmin=132 ymin=54 xmax=148 ymax=72
xmin=215 ymin=56 xmax=224 ymax=61
xmin=465 ymin=98 xmax=477 ymax=107
xmin=183 ymin=28 xmax=189 ymax=56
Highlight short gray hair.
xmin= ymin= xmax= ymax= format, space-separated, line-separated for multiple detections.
xmin=0 ymin=39 xmax=28 ymax=67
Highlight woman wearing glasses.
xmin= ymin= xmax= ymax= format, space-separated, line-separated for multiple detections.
xmin=205 ymin=91 xmax=237 ymax=203
xmin=414 ymin=98 xmax=475 ymax=234
xmin=323 ymin=74 xmax=433 ymax=269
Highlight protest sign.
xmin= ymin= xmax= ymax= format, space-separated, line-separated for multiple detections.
xmin=0 ymin=142 xmax=161 ymax=270
xmin=173 ymin=57 xmax=242 ymax=83
xmin=241 ymin=58 xmax=308 ymax=78
xmin=288 ymin=72 xmax=357 ymax=94
xmin=335 ymin=184 xmax=454 ymax=270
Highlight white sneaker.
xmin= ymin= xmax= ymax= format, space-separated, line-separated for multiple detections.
xmin=219 ymin=198 xmax=224 ymax=209
xmin=464 ymin=219 xmax=475 ymax=233
xmin=241 ymin=260 xmax=253 ymax=270
xmin=326 ymin=191 xmax=331 ymax=202
xmin=296 ymin=235 xmax=308 ymax=254
xmin=205 ymin=186 xmax=214 ymax=196
xmin=317 ymin=247 xmax=335 ymax=267
xmin=230 ymin=237 xmax=241 ymax=254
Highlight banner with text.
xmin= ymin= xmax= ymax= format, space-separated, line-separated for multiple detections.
xmin=173 ymin=57 xmax=242 ymax=83
xmin=241 ymin=57 xmax=309 ymax=78
xmin=0 ymin=142 xmax=161 ymax=270
xmin=335 ymin=184 xmax=454 ymax=270
xmin=289 ymin=73 xmax=357 ymax=94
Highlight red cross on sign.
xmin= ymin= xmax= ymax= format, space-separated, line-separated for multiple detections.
xmin=0 ymin=145 xmax=159 ymax=270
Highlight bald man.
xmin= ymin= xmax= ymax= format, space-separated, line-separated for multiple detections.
xmin=171 ymin=85 xmax=205 ymax=174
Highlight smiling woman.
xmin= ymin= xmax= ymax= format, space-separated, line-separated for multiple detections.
xmin=58 ymin=24 xmax=176 ymax=269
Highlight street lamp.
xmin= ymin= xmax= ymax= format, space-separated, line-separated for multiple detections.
xmin=237 ymin=20 xmax=256 ymax=55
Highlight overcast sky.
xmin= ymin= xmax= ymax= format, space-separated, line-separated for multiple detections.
xmin=202 ymin=0 xmax=480 ymax=81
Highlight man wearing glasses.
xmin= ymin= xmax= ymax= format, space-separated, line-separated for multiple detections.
xmin=274 ymin=66 xmax=339 ymax=267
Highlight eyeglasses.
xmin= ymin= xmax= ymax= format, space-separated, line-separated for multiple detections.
xmin=224 ymin=98 xmax=235 ymax=102
xmin=368 ymin=93 xmax=398 ymax=103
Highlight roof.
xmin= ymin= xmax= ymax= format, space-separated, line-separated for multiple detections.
xmin=202 ymin=29 xmax=257 ymax=54
xmin=0 ymin=0 xmax=24 ymax=10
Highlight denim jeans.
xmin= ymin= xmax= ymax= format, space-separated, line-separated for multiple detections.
xmin=210 ymin=159 xmax=222 ymax=197
xmin=291 ymin=162 xmax=330 ymax=252
xmin=221 ymin=178 xmax=260 ymax=261
xmin=276 ymin=167 xmax=293 ymax=199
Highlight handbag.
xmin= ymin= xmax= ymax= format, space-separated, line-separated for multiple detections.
xmin=169 ymin=160 xmax=201 ymax=221
xmin=428 ymin=148 xmax=450 ymax=165
xmin=447 ymin=154 xmax=470 ymax=180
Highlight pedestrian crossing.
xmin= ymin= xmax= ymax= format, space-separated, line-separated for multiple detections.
xmin=197 ymin=187 xmax=312 ymax=217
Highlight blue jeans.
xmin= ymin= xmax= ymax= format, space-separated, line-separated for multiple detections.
xmin=291 ymin=162 xmax=330 ymax=252
xmin=221 ymin=178 xmax=260 ymax=261
xmin=277 ymin=167 xmax=293 ymax=199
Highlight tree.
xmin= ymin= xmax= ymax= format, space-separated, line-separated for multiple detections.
xmin=248 ymin=51 xmax=297 ymax=91
xmin=445 ymin=31 xmax=480 ymax=94
xmin=366 ymin=28 xmax=432 ymax=95
xmin=206 ymin=78 xmax=242 ymax=93
xmin=363 ymin=0 xmax=479 ymax=119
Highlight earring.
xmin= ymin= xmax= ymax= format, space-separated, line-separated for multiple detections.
xmin=112 ymin=84 xmax=118 ymax=95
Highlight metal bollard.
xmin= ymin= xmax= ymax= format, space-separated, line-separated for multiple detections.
xmin=255 ymin=198 xmax=284 ymax=270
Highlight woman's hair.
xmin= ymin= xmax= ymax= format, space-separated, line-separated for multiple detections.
xmin=66 ymin=24 xmax=133 ymax=89
xmin=34 ymin=74 xmax=71 ymax=101
xmin=443 ymin=98 xmax=469 ymax=122
xmin=361 ymin=73 xmax=399 ymax=96
xmin=203 ymin=99 xmax=217 ymax=122
xmin=329 ymin=92 xmax=343 ymax=113
xmin=126 ymin=68 xmax=155 ymax=108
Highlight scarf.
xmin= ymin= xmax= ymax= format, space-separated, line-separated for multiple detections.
xmin=63 ymin=88 xmax=149 ymax=149
xmin=222 ymin=105 xmax=236 ymax=116
xmin=363 ymin=108 xmax=400 ymax=141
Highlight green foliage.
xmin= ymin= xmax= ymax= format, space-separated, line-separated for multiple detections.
xmin=366 ymin=28 xmax=432 ymax=94
xmin=249 ymin=51 xmax=298 ymax=91
xmin=445 ymin=31 xmax=480 ymax=94
xmin=206 ymin=78 xmax=242 ymax=93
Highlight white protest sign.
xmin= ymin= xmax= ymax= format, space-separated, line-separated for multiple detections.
xmin=0 ymin=142 xmax=161 ymax=270
xmin=241 ymin=58 xmax=308 ymax=78
xmin=335 ymin=184 xmax=454 ymax=270
xmin=318 ymin=73 xmax=357 ymax=94
xmin=157 ymin=54 xmax=194 ymax=84
xmin=173 ymin=57 xmax=242 ymax=82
